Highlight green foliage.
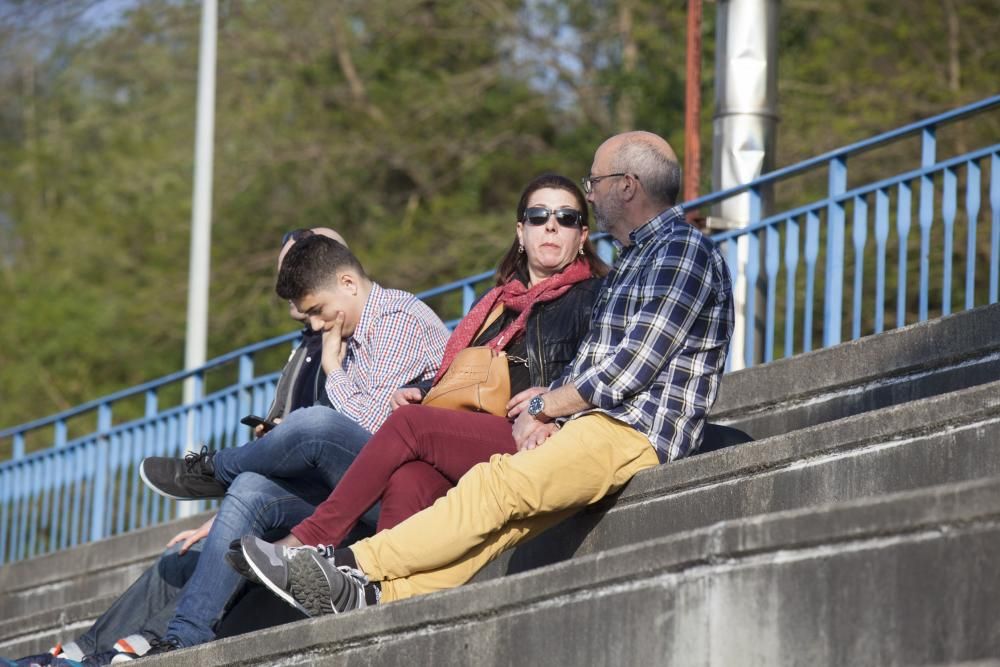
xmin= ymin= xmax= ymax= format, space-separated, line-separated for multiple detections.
xmin=1 ymin=0 xmax=998 ymax=434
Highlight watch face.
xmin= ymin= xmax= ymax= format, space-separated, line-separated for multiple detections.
xmin=529 ymin=395 xmax=544 ymax=416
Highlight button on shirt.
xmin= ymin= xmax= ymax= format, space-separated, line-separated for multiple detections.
xmin=552 ymin=206 xmax=734 ymax=462
xmin=324 ymin=283 xmax=451 ymax=433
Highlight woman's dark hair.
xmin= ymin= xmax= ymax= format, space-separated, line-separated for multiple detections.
xmin=495 ymin=173 xmax=610 ymax=286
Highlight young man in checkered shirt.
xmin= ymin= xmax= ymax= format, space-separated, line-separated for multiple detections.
xmin=241 ymin=130 xmax=736 ymax=615
xmin=136 ymin=235 xmax=450 ymax=651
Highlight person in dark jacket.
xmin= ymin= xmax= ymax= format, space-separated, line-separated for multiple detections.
xmin=234 ymin=173 xmax=609 ymax=558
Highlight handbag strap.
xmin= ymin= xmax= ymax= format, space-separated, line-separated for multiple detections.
xmin=474 ymin=304 xmax=505 ymax=340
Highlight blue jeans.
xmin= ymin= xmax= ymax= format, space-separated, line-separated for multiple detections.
xmin=73 ymin=542 xmax=201 ymax=655
xmin=164 ymin=407 xmax=373 ymax=647
xmin=213 ymin=406 xmax=374 ymax=491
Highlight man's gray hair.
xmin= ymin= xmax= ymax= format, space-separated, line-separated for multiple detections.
xmin=611 ymin=138 xmax=682 ymax=207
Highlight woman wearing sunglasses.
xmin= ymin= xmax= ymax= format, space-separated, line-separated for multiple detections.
xmin=238 ymin=173 xmax=609 ymax=573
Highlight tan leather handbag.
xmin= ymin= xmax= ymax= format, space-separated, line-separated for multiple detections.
xmin=421 ymin=346 xmax=511 ymax=417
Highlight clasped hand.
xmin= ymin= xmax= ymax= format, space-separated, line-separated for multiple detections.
xmin=507 ymin=387 xmax=558 ymax=452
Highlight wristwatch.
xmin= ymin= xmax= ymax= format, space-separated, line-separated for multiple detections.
xmin=527 ymin=395 xmax=547 ymax=419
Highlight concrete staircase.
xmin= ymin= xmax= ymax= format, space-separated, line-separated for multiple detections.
xmin=2 ymin=303 xmax=999 ymax=665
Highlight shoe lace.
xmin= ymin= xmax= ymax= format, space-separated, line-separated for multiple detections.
xmin=183 ymin=445 xmax=213 ymax=473
xmin=147 ymin=636 xmax=181 ymax=652
xmin=283 ymin=543 xmax=335 ymax=560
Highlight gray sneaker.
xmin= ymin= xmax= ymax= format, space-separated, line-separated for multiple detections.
xmin=241 ymin=536 xmax=370 ymax=616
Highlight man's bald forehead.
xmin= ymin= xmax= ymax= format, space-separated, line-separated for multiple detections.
xmin=602 ymin=131 xmax=677 ymax=164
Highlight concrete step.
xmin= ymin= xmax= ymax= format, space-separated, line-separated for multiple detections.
xmin=139 ymin=475 xmax=1000 ymax=666
xmin=710 ymin=302 xmax=1000 ymax=439
xmin=0 ymin=514 xmax=208 ymax=657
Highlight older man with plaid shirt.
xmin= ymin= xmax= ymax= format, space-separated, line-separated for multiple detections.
xmin=242 ymin=130 xmax=735 ymax=614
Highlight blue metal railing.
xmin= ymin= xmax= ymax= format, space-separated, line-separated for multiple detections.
xmin=1 ymin=94 xmax=998 ymax=564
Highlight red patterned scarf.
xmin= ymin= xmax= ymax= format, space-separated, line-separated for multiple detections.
xmin=433 ymin=259 xmax=592 ymax=383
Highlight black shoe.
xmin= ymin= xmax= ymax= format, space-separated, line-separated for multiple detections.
xmin=142 ymin=637 xmax=182 ymax=656
xmin=139 ymin=446 xmax=225 ymax=500
xmin=225 ymin=538 xmax=261 ymax=583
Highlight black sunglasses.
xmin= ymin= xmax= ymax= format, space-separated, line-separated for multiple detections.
xmin=280 ymin=228 xmax=314 ymax=248
xmin=522 ymin=206 xmax=584 ymax=228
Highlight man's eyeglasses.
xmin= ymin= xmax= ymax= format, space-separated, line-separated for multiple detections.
xmin=580 ymin=173 xmax=634 ymax=194
xmin=522 ymin=206 xmax=585 ymax=228
xmin=280 ymin=228 xmax=314 ymax=248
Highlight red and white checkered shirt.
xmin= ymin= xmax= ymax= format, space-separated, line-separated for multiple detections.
xmin=324 ymin=283 xmax=450 ymax=433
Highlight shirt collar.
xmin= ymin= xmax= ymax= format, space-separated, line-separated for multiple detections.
xmin=627 ymin=205 xmax=685 ymax=248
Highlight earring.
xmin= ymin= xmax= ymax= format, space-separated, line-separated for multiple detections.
xmin=518 ymin=244 xmax=524 ymax=254
xmin=578 ymin=246 xmax=584 ymax=256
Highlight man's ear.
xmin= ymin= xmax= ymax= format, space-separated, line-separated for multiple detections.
xmin=338 ymin=271 xmax=359 ymax=296
xmin=620 ymin=174 xmax=639 ymax=203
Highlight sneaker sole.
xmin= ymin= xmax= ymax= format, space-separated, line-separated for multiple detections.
xmin=287 ymin=551 xmax=340 ymax=617
xmin=242 ymin=538 xmax=312 ymax=617
xmin=138 ymin=460 xmax=203 ymax=501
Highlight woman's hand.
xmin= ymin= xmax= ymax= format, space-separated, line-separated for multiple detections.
xmin=512 ymin=409 xmax=555 ymax=451
xmin=166 ymin=515 xmax=216 ymax=555
xmin=516 ymin=421 xmax=560 ymax=452
xmin=390 ymin=388 xmax=423 ymax=410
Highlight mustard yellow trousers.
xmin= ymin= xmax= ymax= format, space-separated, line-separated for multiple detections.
xmin=350 ymin=413 xmax=660 ymax=602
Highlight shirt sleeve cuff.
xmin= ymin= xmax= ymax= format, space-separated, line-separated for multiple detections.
xmin=572 ymin=369 xmax=620 ymax=409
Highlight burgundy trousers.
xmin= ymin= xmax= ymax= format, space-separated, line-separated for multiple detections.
xmin=291 ymin=404 xmax=518 ymax=546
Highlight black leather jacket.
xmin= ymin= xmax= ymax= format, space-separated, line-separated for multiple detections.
xmin=471 ymin=276 xmax=603 ymax=388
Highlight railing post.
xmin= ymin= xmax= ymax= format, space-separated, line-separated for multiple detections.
xmin=941 ymin=166 xmax=957 ymax=315
xmin=783 ymin=216 xmax=799 ymax=358
xmin=462 ymin=284 xmax=476 ymax=316
xmin=238 ymin=353 xmax=254 ymax=440
xmin=990 ymin=152 xmax=1000 ymax=304
xmin=965 ymin=160 xmax=981 ymax=310
xmin=13 ymin=433 xmax=25 ymax=459
xmin=823 ymin=156 xmax=847 ymax=347
xmin=851 ymin=194 xmax=868 ymax=340
xmin=873 ymin=189 xmax=890 ymax=333
xmin=896 ymin=181 xmax=913 ymax=327
xmin=918 ymin=127 xmax=936 ymax=321
xmin=90 ymin=403 xmax=112 ymax=542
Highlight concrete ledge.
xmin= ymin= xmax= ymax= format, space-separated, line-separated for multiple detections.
xmin=145 ymin=475 xmax=1000 ymax=666
xmin=711 ymin=302 xmax=1000 ymax=437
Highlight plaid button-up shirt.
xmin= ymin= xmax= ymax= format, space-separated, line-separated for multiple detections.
xmin=553 ymin=206 xmax=734 ymax=462
xmin=325 ymin=283 xmax=450 ymax=433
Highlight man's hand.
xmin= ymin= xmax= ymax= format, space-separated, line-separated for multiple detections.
xmin=167 ymin=515 xmax=215 ymax=555
xmin=507 ymin=387 xmax=548 ymax=419
xmin=390 ymin=387 xmax=423 ymax=410
xmin=253 ymin=416 xmax=281 ymax=438
xmin=275 ymin=534 xmax=304 ymax=548
xmin=321 ymin=312 xmax=348 ymax=374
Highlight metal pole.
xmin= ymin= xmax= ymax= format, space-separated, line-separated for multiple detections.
xmin=684 ymin=0 xmax=703 ymax=206
xmin=183 ymin=0 xmax=217 ymax=389
xmin=181 ymin=0 xmax=217 ymax=515
xmin=711 ymin=0 xmax=779 ymax=370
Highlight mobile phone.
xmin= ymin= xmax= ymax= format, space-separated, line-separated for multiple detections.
xmin=240 ymin=414 xmax=277 ymax=432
